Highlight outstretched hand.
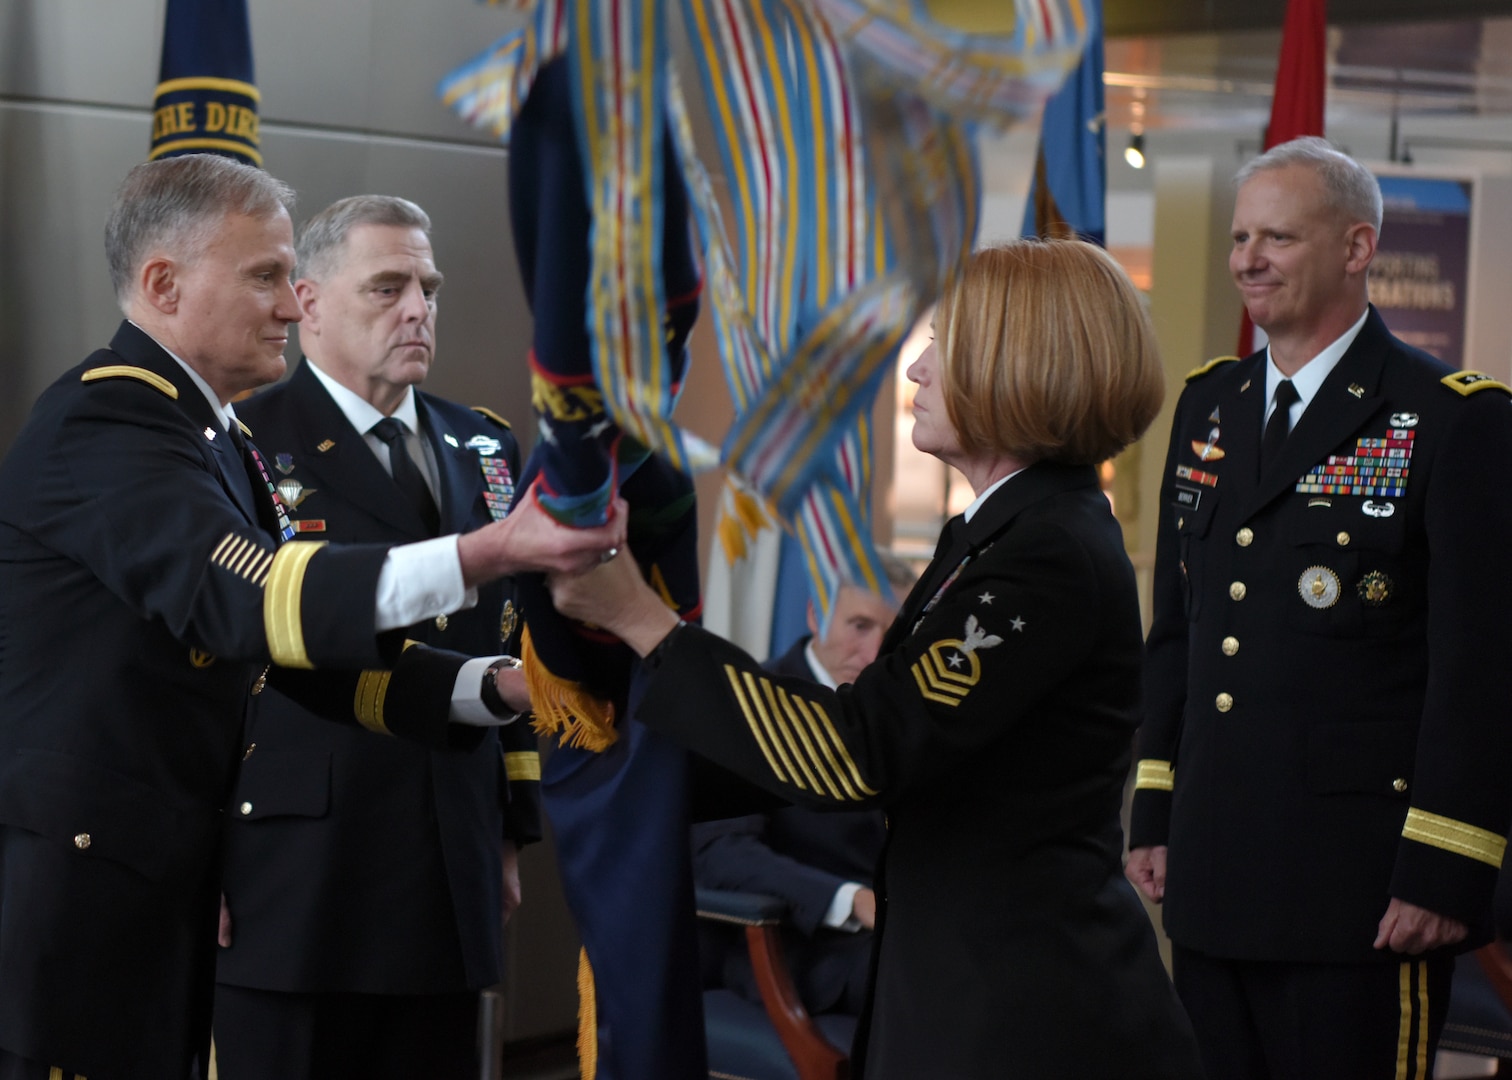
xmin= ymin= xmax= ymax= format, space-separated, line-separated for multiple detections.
xmin=547 ymin=543 xmax=682 ymax=657
xmin=458 ymin=489 xmax=628 ymax=587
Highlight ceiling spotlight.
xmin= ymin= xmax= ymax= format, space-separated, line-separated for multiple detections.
xmin=1125 ymin=131 xmax=1146 ymax=170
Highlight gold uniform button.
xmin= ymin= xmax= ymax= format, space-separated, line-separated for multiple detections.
xmin=1336 ymin=531 xmax=1351 ymax=547
xmin=1229 ymin=582 xmax=1248 ymax=601
xmin=1236 ymin=527 xmax=1254 ymax=547
xmin=73 ymin=833 xmax=91 ymax=850
xmin=240 ymin=802 xmax=254 ymax=816
xmin=1221 ymin=636 xmax=1240 ymax=656
xmin=435 ymin=614 xmax=449 ymax=632
xmin=1216 ymin=693 xmax=1234 ymax=713
xmin=1392 ymin=778 xmax=1408 ymax=793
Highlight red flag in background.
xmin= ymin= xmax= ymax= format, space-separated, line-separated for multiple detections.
xmin=1239 ymin=0 xmax=1327 ymax=355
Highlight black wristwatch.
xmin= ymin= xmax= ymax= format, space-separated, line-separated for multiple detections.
xmin=481 ymin=655 xmax=525 ymax=720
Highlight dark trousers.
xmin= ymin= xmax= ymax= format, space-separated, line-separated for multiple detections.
xmin=212 ymin=984 xmax=479 ymax=1080
xmin=1173 ymin=944 xmax=1454 ymax=1080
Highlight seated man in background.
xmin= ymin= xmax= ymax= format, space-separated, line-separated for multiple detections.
xmin=693 ymin=555 xmax=915 ymax=1017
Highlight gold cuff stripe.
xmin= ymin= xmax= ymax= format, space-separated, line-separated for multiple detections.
xmin=723 ymin=665 xmax=789 ymax=785
xmin=353 ymin=670 xmax=393 ymax=735
xmin=154 ymin=75 xmax=261 ymax=101
xmin=1135 ymin=759 xmax=1176 ymax=792
xmin=741 ymin=671 xmax=806 ymax=791
xmin=772 ymin=684 xmax=843 ymax=800
xmin=148 ymin=138 xmax=264 ymax=166
xmin=806 ymin=701 xmax=879 ymax=798
xmin=1401 ymin=807 xmax=1507 ymax=867
xmin=81 ymin=365 xmax=178 ymax=399
xmin=759 ymin=678 xmax=824 ymax=795
xmin=504 ymin=751 xmax=542 ymax=782
xmin=263 ymin=541 xmax=327 ymax=670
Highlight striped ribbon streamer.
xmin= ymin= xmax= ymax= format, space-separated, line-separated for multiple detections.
xmin=568 ymin=0 xmax=691 ymax=473
xmin=438 ymin=0 xmax=567 ymax=141
xmin=443 ymin=0 xmax=1091 ymax=624
xmin=813 ymin=0 xmax=1091 ymax=121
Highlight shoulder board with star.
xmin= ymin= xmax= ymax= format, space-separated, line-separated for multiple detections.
xmin=1441 ymin=370 xmax=1511 ymax=398
xmin=1185 ymin=355 xmax=1241 ymax=383
xmin=470 ymin=406 xmax=512 ymax=430
xmin=80 ymin=365 xmax=178 ymax=399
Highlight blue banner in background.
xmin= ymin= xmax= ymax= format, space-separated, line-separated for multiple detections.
xmin=151 ymin=0 xmax=261 ymax=167
xmin=1373 ymin=176 xmax=1472 ymax=368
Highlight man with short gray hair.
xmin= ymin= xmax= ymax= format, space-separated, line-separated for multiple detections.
xmin=0 ymin=156 xmax=621 ymax=1080
xmin=213 ymin=194 xmax=540 ymax=1080
xmin=1129 ymin=136 xmax=1512 ymax=1076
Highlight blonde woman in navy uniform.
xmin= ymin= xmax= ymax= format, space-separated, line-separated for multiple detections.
xmin=1128 ymin=137 xmax=1512 ymax=1079
xmin=549 ymin=240 xmax=1204 ymax=1079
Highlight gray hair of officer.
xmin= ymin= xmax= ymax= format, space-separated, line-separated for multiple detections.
xmin=1234 ymin=136 xmax=1383 ymax=233
xmin=296 ymin=195 xmax=432 ymax=283
xmin=104 ymin=154 xmax=295 ymax=307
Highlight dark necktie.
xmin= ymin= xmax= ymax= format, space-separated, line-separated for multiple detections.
xmin=371 ymin=417 xmax=441 ymax=536
xmin=1260 ymin=379 xmax=1300 ymax=474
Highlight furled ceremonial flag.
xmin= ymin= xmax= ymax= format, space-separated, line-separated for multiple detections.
xmin=1239 ymin=0 xmax=1327 ymax=354
xmin=442 ymin=3 xmax=1094 ymax=1076
xmin=149 ymin=0 xmax=261 ymax=167
xmin=1023 ymin=0 xmax=1106 ymax=245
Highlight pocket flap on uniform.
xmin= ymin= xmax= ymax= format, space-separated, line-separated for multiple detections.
xmin=0 ymin=749 xmax=204 ymax=881
xmin=1306 ymin=721 xmax=1416 ymax=797
xmin=230 ymin=749 xmax=330 ymax=820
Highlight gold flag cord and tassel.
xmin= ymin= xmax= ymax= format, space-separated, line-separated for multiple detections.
xmin=522 ymin=626 xmax=619 ymax=752
xmin=577 ymin=947 xmax=599 ymax=1080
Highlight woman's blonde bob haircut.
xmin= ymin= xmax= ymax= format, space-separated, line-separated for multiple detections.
xmin=935 ymin=239 xmax=1164 ymax=466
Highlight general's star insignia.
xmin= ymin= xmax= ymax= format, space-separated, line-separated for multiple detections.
xmin=1010 ymin=616 xmax=1026 ymax=631
xmin=978 ymin=591 xmax=995 ymax=605
xmin=911 ymin=615 xmax=1005 ymax=707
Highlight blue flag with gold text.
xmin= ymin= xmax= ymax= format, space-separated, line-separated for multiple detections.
xmin=150 ymin=0 xmax=261 ymax=167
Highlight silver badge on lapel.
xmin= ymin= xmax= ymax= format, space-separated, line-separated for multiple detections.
xmin=466 ymin=434 xmax=503 ymax=455
xmin=275 ymin=478 xmax=315 ymax=510
xmin=444 ymin=433 xmax=460 ymax=448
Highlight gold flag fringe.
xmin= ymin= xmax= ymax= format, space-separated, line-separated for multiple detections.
xmin=523 ymin=626 xmax=619 ymax=752
xmin=577 ymin=947 xmax=598 ymax=1080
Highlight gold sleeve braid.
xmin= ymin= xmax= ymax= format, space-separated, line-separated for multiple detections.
xmin=722 ymin=665 xmax=878 ymax=801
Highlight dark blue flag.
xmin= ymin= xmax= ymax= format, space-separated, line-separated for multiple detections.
xmin=1022 ymin=0 xmax=1105 ymax=245
xmin=150 ymin=0 xmax=261 ymax=167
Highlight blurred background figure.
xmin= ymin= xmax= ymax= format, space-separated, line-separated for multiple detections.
xmin=693 ymin=556 xmax=916 ymax=1019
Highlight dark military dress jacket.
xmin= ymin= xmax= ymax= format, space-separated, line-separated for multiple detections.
xmin=0 ymin=324 xmax=474 ymax=1079
xmin=1130 ymin=308 xmax=1512 ymax=964
xmin=639 ymin=463 xmax=1203 ymax=1080
xmin=216 ymin=358 xmax=541 ymax=995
